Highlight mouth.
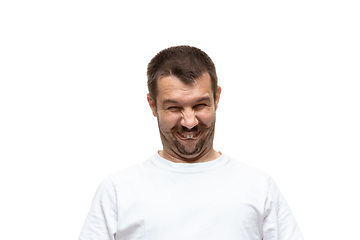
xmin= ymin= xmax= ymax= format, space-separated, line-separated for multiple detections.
xmin=176 ymin=131 xmax=202 ymax=140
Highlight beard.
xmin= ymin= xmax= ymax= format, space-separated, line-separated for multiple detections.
xmin=175 ymin=124 xmax=215 ymax=156
xmin=157 ymin=116 xmax=216 ymax=161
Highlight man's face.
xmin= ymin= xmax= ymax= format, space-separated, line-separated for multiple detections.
xmin=147 ymin=72 xmax=221 ymax=162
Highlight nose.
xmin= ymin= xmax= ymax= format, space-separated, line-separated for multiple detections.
xmin=181 ymin=108 xmax=198 ymax=129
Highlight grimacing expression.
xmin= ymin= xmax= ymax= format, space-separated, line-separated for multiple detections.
xmin=147 ymin=72 xmax=221 ymax=161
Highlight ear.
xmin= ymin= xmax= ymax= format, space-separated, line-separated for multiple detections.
xmin=147 ymin=94 xmax=157 ymax=117
xmin=214 ymin=86 xmax=221 ymax=110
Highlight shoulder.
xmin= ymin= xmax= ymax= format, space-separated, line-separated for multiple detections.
xmin=106 ymin=157 xmax=155 ymax=187
xmin=224 ymin=155 xmax=272 ymax=187
xmin=227 ymin=156 xmax=270 ymax=177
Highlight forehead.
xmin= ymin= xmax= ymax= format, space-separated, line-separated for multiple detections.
xmin=156 ymin=73 xmax=213 ymax=103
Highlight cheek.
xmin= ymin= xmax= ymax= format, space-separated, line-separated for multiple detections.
xmin=196 ymin=110 xmax=215 ymax=127
xmin=158 ymin=113 xmax=181 ymax=130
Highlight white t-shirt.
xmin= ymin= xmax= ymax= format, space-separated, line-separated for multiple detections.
xmin=79 ymin=153 xmax=303 ymax=240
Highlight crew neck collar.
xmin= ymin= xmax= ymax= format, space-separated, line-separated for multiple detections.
xmin=150 ymin=152 xmax=229 ymax=173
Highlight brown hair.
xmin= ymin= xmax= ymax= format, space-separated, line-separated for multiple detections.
xmin=147 ymin=45 xmax=218 ymax=103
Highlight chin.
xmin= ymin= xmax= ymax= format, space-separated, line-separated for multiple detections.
xmin=176 ymin=146 xmax=208 ymax=161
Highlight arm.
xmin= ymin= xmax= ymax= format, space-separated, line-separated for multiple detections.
xmin=263 ymin=177 xmax=303 ymax=240
xmin=79 ymin=176 xmax=118 ymax=240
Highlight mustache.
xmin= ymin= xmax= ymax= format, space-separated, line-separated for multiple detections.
xmin=172 ymin=124 xmax=208 ymax=133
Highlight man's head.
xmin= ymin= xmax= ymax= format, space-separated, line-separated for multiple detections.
xmin=147 ymin=46 xmax=221 ymax=163
xmin=147 ymin=45 xmax=218 ymax=104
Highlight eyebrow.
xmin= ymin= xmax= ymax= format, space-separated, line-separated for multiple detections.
xmin=162 ymin=99 xmax=179 ymax=105
xmin=196 ymin=96 xmax=211 ymax=103
xmin=162 ymin=96 xmax=211 ymax=105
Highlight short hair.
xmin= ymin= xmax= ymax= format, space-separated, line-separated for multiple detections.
xmin=147 ymin=45 xmax=218 ymax=103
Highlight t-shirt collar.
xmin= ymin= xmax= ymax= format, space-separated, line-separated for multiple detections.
xmin=150 ymin=152 xmax=229 ymax=173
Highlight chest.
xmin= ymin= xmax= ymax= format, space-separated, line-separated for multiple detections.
xmin=115 ymin=173 xmax=266 ymax=240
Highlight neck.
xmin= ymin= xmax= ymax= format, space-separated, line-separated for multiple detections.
xmin=159 ymin=148 xmax=221 ymax=163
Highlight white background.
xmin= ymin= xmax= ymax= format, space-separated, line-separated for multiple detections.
xmin=1 ymin=1 xmax=359 ymax=239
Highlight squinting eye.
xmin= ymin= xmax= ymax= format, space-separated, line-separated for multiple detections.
xmin=168 ymin=106 xmax=181 ymax=111
xmin=194 ymin=104 xmax=206 ymax=110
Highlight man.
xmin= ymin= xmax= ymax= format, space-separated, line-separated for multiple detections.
xmin=79 ymin=46 xmax=303 ymax=240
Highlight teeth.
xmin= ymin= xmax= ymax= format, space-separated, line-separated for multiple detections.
xmin=181 ymin=133 xmax=194 ymax=138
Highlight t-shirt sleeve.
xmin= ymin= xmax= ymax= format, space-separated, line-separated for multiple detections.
xmin=263 ymin=177 xmax=303 ymax=240
xmin=79 ymin=176 xmax=118 ymax=240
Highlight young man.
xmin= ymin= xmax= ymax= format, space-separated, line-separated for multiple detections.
xmin=79 ymin=46 xmax=303 ymax=240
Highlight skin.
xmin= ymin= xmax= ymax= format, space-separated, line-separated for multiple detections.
xmin=147 ymin=72 xmax=222 ymax=163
